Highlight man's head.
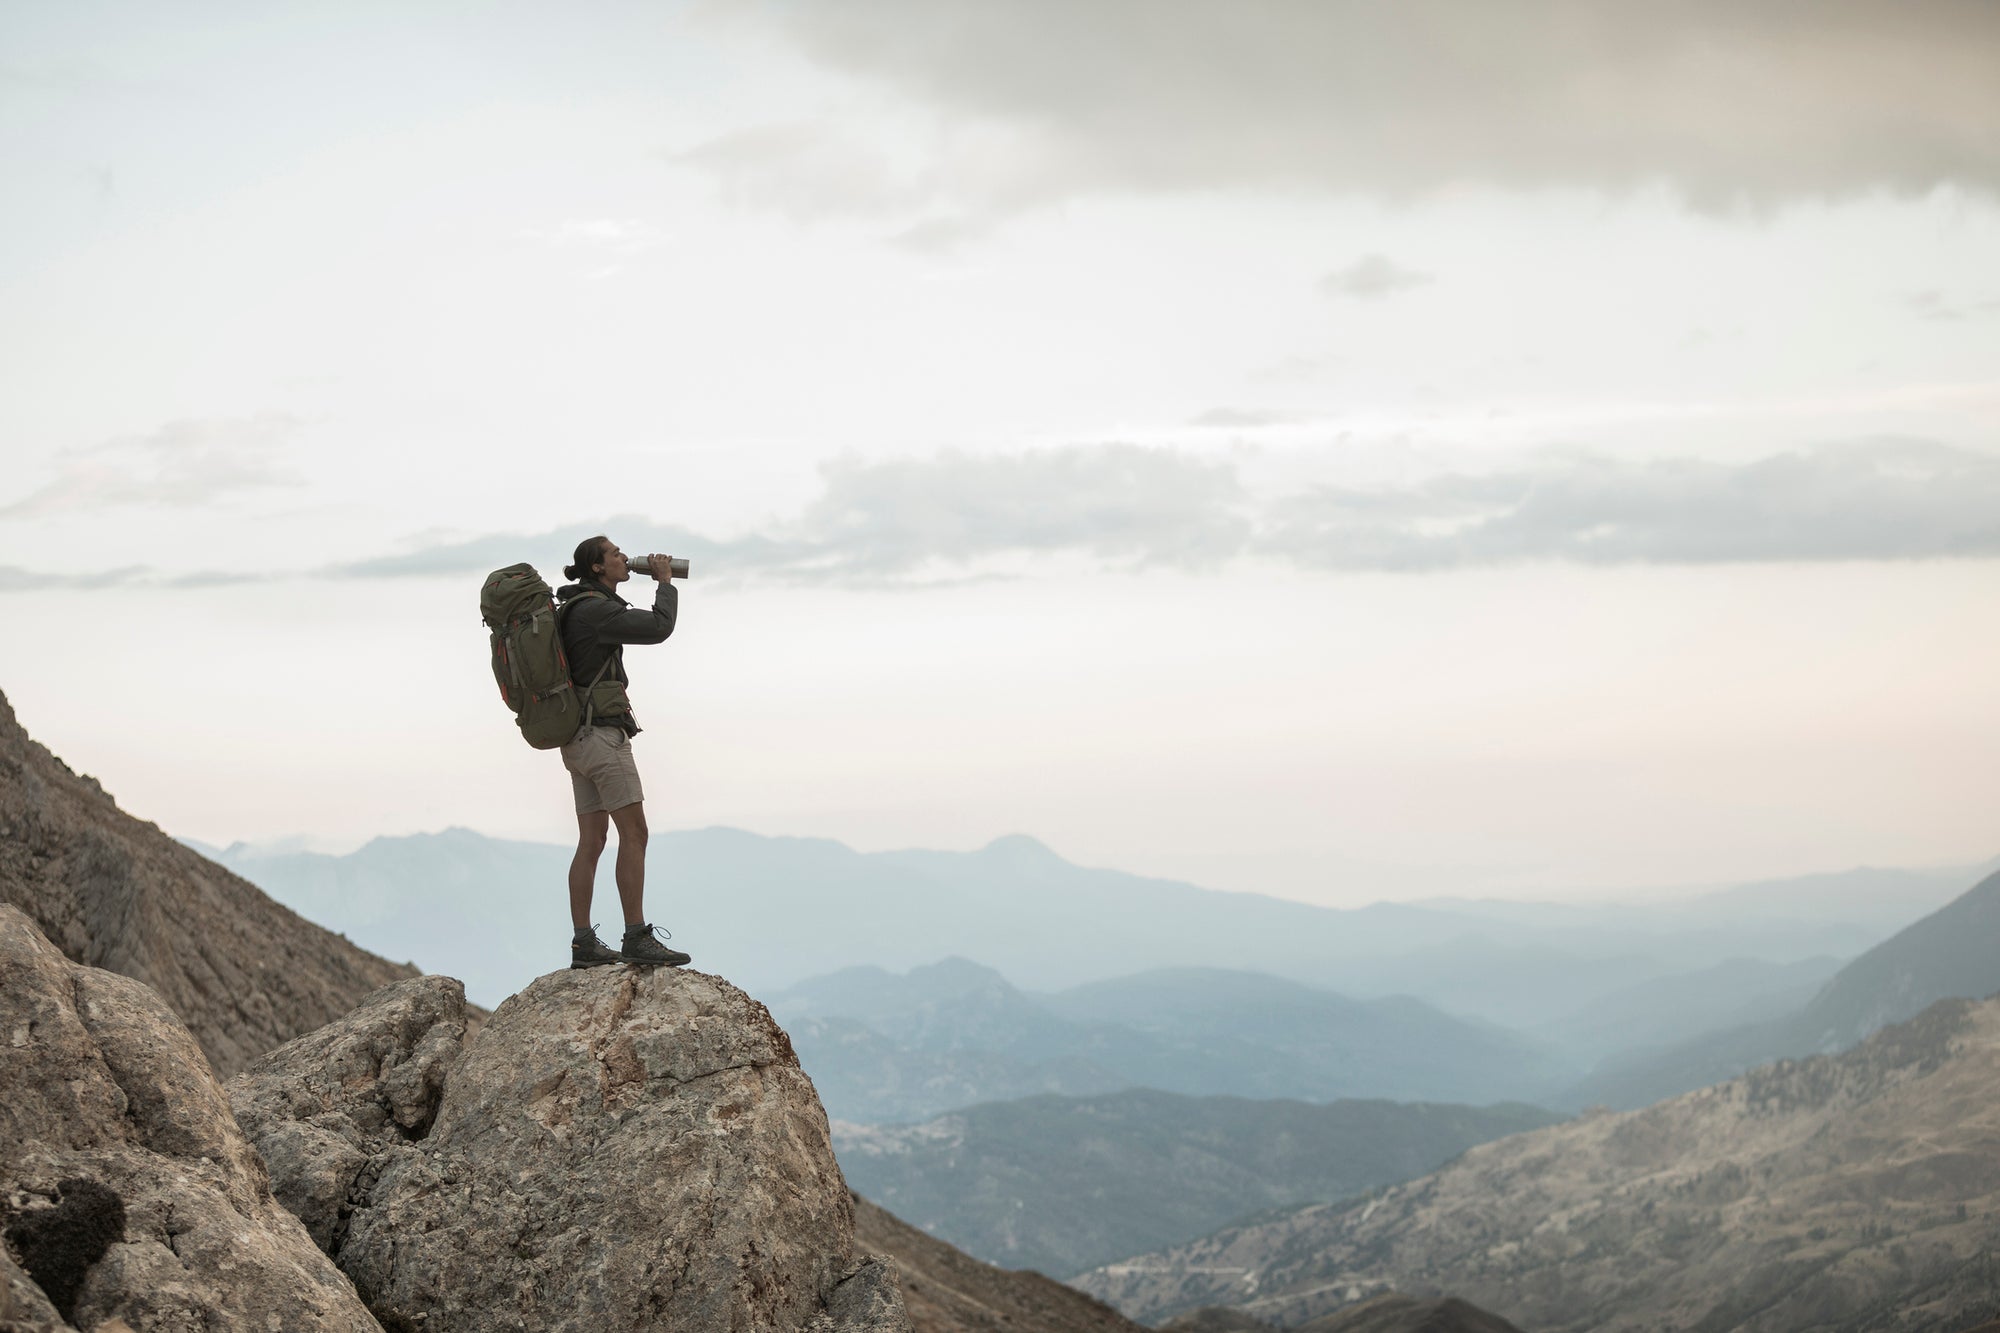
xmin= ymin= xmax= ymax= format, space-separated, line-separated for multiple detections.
xmin=565 ymin=535 xmax=629 ymax=586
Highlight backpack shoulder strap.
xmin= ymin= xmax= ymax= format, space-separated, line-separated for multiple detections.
xmin=557 ymin=590 xmax=620 ymax=731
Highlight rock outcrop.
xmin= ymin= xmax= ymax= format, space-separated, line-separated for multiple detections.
xmin=226 ymin=974 xmax=470 ymax=1254
xmin=231 ymin=962 xmax=910 ymax=1332
xmin=0 ymin=904 xmax=381 ymax=1331
xmin=0 ymin=688 xmax=415 ymax=1077
xmin=1076 ymin=994 xmax=2000 ymax=1332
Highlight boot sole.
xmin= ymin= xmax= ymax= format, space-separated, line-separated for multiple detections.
xmin=619 ymin=955 xmax=691 ymax=968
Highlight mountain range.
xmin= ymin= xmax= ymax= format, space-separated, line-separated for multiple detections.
xmin=1567 ymin=867 xmax=2000 ymax=1109
xmin=197 ymin=826 xmax=1988 ymax=1019
xmin=833 ymin=1090 xmax=1559 ymax=1277
xmin=1074 ymin=991 xmax=2000 ymax=1330
xmin=766 ymin=958 xmax=1569 ymax=1120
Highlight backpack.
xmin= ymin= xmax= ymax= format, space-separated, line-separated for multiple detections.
xmin=479 ymin=564 xmax=611 ymax=750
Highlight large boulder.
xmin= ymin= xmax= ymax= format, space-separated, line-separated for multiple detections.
xmin=232 ymin=963 xmax=909 ymax=1332
xmin=0 ymin=904 xmax=380 ymax=1331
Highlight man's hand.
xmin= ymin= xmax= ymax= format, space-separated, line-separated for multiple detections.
xmin=649 ymin=553 xmax=674 ymax=584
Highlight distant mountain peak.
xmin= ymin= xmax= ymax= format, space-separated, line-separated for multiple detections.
xmin=912 ymin=955 xmax=1010 ymax=984
xmin=978 ymin=833 xmax=1067 ymax=867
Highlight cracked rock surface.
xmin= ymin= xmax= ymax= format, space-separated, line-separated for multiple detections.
xmin=237 ymin=962 xmax=905 ymax=1332
xmin=0 ymin=904 xmax=382 ymax=1331
xmin=227 ymin=974 xmax=469 ymax=1254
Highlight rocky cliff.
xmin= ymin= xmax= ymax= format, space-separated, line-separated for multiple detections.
xmin=1075 ymin=993 xmax=2000 ymax=1332
xmin=0 ymin=688 xmax=415 ymax=1077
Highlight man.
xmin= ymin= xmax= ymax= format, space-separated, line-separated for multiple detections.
xmin=554 ymin=535 xmax=692 ymax=969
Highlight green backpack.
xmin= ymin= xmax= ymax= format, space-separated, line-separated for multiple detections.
xmin=479 ymin=564 xmax=610 ymax=750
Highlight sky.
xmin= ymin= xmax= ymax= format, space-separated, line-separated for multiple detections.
xmin=2 ymin=1 xmax=1997 ymax=905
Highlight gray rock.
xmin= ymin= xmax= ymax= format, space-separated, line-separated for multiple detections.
xmin=237 ymin=961 xmax=909 ymax=1332
xmin=0 ymin=905 xmax=381 ymax=1332
xmin=819 ymin=1256 xmax=910 ymax=1333
xmin=227 ymin=975 xmax=468 ymax=1251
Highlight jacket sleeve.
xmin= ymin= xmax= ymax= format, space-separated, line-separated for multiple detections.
xmin=591 ymin=582 xmax=678 ymax=646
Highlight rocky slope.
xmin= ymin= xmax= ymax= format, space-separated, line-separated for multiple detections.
xmin=852 ymin=1193 xmax=1142 ymax=1333
xmin=0 ymin=904 xmax=380 ymax=1330
xmin=835 ymin=1090 xmax=1560 ymax=1276
xmin=229 ymin=962 xmax=909 ymax=1332
xmin=0 ymin=688 xmax=415 ymax=1076
xmin=1074 ymin=993 xmax=2000 ymax=1331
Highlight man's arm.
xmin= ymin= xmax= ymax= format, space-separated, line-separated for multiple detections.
xmin=592 ymin=581 xmax=678 ymax=646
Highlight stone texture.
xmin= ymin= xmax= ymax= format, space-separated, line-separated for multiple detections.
xmin=227 ymin=975 xmax=468 ymax=1252
xmin=819 ymin=1256 xmax=911 ymax=1333
xmin=0 ymin=688 xmax=415 ymax=1078
xmin=0 ymin=905 xmax=381 ymax=1331
xmin=238 ymin=961 xmax=908 ymax=1332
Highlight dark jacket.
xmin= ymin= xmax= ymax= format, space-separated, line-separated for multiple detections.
xmin=555 ymin=578 xmax=678 ymax=736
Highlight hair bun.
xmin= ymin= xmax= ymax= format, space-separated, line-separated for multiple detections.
xmin=562 ymin=564 xmax=578 ymax=580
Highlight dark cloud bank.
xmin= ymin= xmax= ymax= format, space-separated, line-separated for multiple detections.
xmin=687 ymin=0 xmax=2000 ymax=222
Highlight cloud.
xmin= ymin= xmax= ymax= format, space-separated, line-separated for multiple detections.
xmin=793 ymin=445 xmax=1248 ymax=576
xmin=0 ymin=414 xmax=304 ymax=520
xmin=1262 ymin=438 xmax=2000 ymax=570
xmin=9 ymin=440 xmax=1996 ymax=592
xmin=733 ymin=0 xmax=2000 ymax=217
xmin=1320 ymin=255 xmax=1433 ymax=301
xmin=336 ymin=445 xmax=1247 ymax=586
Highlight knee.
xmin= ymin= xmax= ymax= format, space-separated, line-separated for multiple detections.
xmin=624 ymin=821 xmax=649 ymax=850
xmin=576 ymin=829 xmax=609 ymax=858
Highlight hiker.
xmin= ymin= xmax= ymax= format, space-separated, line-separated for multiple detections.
xmin=554 ymin=535 xmax=693 ymax=969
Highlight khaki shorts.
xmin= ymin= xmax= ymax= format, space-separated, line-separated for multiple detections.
xmin=561 ymin=725 xmax=644 ymax=815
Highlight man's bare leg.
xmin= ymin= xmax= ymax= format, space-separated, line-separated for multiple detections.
xmin=608 ymin=801 xmax=689 ymax=966
xmin=609 ymin=801 xmax=649 ymax=927
xmin=569 ymin=809 xmax=611 ymax=931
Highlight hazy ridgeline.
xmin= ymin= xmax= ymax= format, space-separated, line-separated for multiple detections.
xmin=202 ymin=827 xmax=1990 ymax=1110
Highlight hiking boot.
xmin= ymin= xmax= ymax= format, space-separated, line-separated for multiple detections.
xmin=620 ymin=923 xmax=691 ymax=968
xmin=571 ymin=925 xmax=623 ymax=969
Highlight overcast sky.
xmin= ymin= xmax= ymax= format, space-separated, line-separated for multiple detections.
xmin=2 ymin=1 xmax=1996 ymax=905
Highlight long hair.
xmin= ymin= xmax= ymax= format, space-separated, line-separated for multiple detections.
xmin=563 ymin=535 xmax=611 ymax=582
